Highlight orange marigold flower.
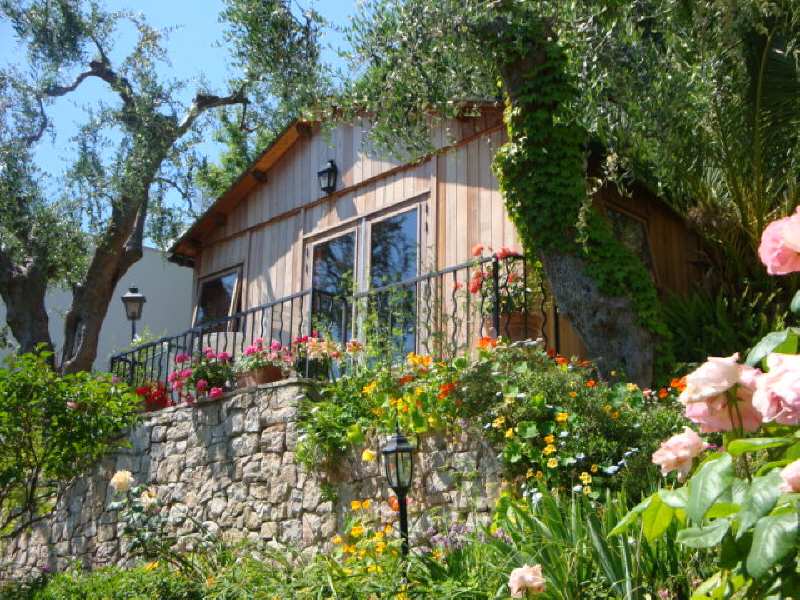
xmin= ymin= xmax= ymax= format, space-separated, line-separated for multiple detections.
xmin=546 ymin=348 xmax=557 ymax=357
xmin=438 ymin=382 xmax=456 ymax=399
xmin=399 ymin=375 xmax=414 ymax=385
xmin=586 ymin=380 xmax=596 ymax=388
xmin=555 ymin=357 xmax=569 ymax=366
xmin=670 ymin=376 xmax=687 ymax=392
xmin=477 ymin=337 xmax=498 ymax=349
xmin=658 ymin=388 xmax=669 ymax=398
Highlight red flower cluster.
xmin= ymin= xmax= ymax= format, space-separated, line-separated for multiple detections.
xmin=136 ymin=382 xmax=175 ymax=412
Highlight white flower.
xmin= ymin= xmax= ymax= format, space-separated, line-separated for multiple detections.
xmin=110 ymin=470 xmax=133 ymax=493
xmin=139 ymin=490 xmax=158 ymax=511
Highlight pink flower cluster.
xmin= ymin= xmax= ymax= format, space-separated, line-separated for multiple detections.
xmin=651 ymin=427 xmax=708 ymax=481
xmin=167 ymin=348 xmax=228 ymax=401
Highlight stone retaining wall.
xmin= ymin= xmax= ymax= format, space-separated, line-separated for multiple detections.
xmin=2 ymin=379 xmax=501 ymax=579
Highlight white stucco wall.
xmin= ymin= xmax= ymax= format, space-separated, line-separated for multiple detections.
xmin=0 ymin=248 xmax=193 ymax=371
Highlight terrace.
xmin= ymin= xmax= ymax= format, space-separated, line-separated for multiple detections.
xmin=110 ymin=254 xmax=551 ymax=389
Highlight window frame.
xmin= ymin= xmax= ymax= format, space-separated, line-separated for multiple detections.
xmin=192 ymin=265 xmax=243 ymax=329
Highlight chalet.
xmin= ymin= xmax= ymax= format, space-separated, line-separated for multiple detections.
xmin=115 ymin=109 xmax=701 ymax=382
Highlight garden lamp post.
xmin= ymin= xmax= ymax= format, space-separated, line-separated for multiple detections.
xmin=317 ymin=160 xmax=338 ymax=194
xmin=381 ymin=425 xmax=415 ymax=556
xmin=121 ymin=286 xmax=146 ymax=342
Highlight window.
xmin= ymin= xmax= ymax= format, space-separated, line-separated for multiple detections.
xmin=309 ymin=208 xmax=420 ymax=347
xmin=194 ymin=268 xmax=242 ymax=327
xmin=605 ymin=206 xmax=656 ymax=279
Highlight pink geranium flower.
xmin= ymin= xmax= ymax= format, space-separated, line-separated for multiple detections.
xmin=195 ymin=379 xmax=208 ymax=393
xmin=175 ymin=353 xmax=190 ymax=363
xmin=758 ymin=207 xmax=800 ymax=275
xmin=209 ymin=387 xmax=223 ymax=400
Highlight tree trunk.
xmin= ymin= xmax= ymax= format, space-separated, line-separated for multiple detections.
xmin=484 ymin=13 xmax=659 ymax=386
xmin=0 ymin=260 xmax=53 ymax=357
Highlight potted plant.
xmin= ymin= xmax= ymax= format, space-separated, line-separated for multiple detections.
xmin=168 ymin=348 xmax=233 ymax=402
xmin=468 ymin=244 xmax=544 ymax=341
xmin=234 ymin=339 xmax=294 ymax=388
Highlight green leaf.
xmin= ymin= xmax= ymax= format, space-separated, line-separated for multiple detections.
xmin=609 ymin=496 xmax=652 ymax=536
xmin=677 ymin=519 xmax=731 ymax=548
xmin=659 ymin=487 xmax=689 ymax=509
xmin=642 ymin=493 xmax=675 ymax=541
xmin=687 ymin=454 xmax=734 ymax=523
xmin=727 ymin=438 xmax=791 ymax=456
xmin=719 ymin=532 xmax=751 ymax=569
xmin=746 ymin=512 xmax=799 ymax=579
xmin=706 ymin=503 xmax=740 ymax=519
xmin=745 ymin=329 xmax=792 ymax=366
xmin=790 ymin=290 xmax=800 ymax=314
xmin=517 ymin=421 xmax=538 ymax=439
xmin=737 ymin=469 xmax=784 ymax=538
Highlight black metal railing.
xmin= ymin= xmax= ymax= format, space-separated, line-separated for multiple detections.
xmin=110 ymin=255 xmax=549 ymax=388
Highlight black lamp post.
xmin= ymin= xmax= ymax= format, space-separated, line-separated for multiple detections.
xmin=121 ymin=286 xmax=146 ymax=342
xmin=317 ymin=160 xmax=338 ymax=194
xmin=382 ymin=425 xmax=415 ymax=556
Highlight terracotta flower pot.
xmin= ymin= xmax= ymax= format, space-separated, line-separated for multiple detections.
xmin=483 ymin=312 xmax=543 ymax=342
xmin=235 ymin=366 xmax=284 ymax=388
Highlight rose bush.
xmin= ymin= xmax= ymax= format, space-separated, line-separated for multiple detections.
xmin=613 ymin=208 xmax=800 ymax=598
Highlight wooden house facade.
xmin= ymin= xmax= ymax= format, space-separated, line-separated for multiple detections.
xmin=168 ymin=109 xmax=701 ymax=359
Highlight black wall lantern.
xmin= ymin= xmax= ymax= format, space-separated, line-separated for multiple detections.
xmin=382 ymin=425 xmax=415 ymax=556
xmin=317 ymin=160 xmax=338 ymax=194
xmin=121 ymin=286 xmax=146 ymax=342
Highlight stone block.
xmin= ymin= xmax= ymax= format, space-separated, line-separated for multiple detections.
xmin=260 ymin=427 xmax=286 ymax=452
xmin=151 ymin=425 xmax=169 ymax=443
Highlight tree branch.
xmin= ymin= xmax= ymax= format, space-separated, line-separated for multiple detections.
xmin=41 ymin=57 xmax=136 ymax=113
xmin=176 ymin=88 xmax=248 ymax=137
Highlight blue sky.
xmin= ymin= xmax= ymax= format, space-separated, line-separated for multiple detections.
xmin=2 ymin=0 xmax=357 ymax=178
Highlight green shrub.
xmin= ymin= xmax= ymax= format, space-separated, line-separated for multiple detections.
xmin=0 ymin=349 xmax=140 ymax=536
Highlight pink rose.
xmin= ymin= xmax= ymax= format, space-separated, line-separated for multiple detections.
xmin=651 ymin=427 xmax=708 ymax=481
xmin=495 ymin=246 xmax=520 ymax=260
xmin=471 ymin=243 xmax=484 ymax=257
xmin=205 ymin=350 xmax=215 ymax=359
xmin=680 ymin=355 xmax=763 ymax=433
xmin=753 ymin=353 xmax=800 ymax=425
xmin=195 ymin=379 xmax=208 ymax=393
xmin=209 ymin=387 xmax=223 ymax=399
xmin=508 ymin=564 xmax=546 ymax=597
xmin=778 ymin=459 xmax=800 ymax=493
xmin=66 ymin=402 xmax=77 ymax=409
xmin=680 ymin=354 xmax=741 ymax=403
xmin=244 ymin=346 xmax=258 ymax=356
xmin=758 ymin=207 xmax=800 ymax=275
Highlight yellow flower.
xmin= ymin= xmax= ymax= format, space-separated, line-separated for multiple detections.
xmin=535 ymin=470 xmax=543 ymax=479
xmin=555 ymin=412 xmax=569 ymax=423
xmin=351 ymin=525 xmax=365 ymax=537
xmin=368 ymin=564 xmax=383 ymax=573
xmin=432 ymin=550 xmax=442 ymax=559
xmin=580 ymin=472 xmax=592 ymax=484
xmin=526 ymin=469 xmax=534 ymax=478
xmin=144 ymin=561 xmax=159 ymax=572
xmin=205 ymin=577 xmax=216 ymax=586
xmin=350 ymin=500 xmax=362 ymax=510
xmin=611 ymin=412 xmax=620 ymax=419
xmin=384 ymin=524 xmax=393 ymax=534
xmin=362 ymin=449 xmax=377 ymax=462
xmin=626 ymin=383 xmax=638 ymax=391
xmin=544 ymin=434 xmax=555 ymax=444
xmin=374 ymin=531 xmax=384 ymax=540
xmin=547 ymin=457 xmax=558 ymax=468
xmin=333 ymin=536 xmax=343 ymax=544
xmin=591 ymin=464 xmax=598 ymax=473
xmin=362 ymin=381 xmax=377 ymax=394
xmin=415 ymin=387 xmax=424 ymax=396
xmin=505 ymin=427 xmax=515 ymax=438
xmin=583 ymin=486 xmax=592 ymax=495
xmin=362 ymin=499 xmax=372 ymax=509
xmin=543 ymin=444 xmax=557 ymax=456
xmin=492 ymin=415 xmax=505 ymax=428
xmin=343 ymin=544 xmax=355 ymax=553
xmin=602 ymin=405 xmax=612 ymax=412
xmin=568 ymin=391 xmax=577 ymax=398
xmin=376 ymin=541 xmax=386 ymax=553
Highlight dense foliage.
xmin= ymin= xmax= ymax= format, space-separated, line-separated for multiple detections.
xmin=0 ymin=349 xmax=140 ymax=538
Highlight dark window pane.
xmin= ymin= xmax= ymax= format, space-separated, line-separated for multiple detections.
xmin=312 ymin=232 xmax=356 ymax=342
xmin=605 ymin=207 xmax=655 ymax=277
xmin=195 ymin=272 xmax=239 ymax=326
xmin=370 ymin=210 xmax=418 ymax=354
